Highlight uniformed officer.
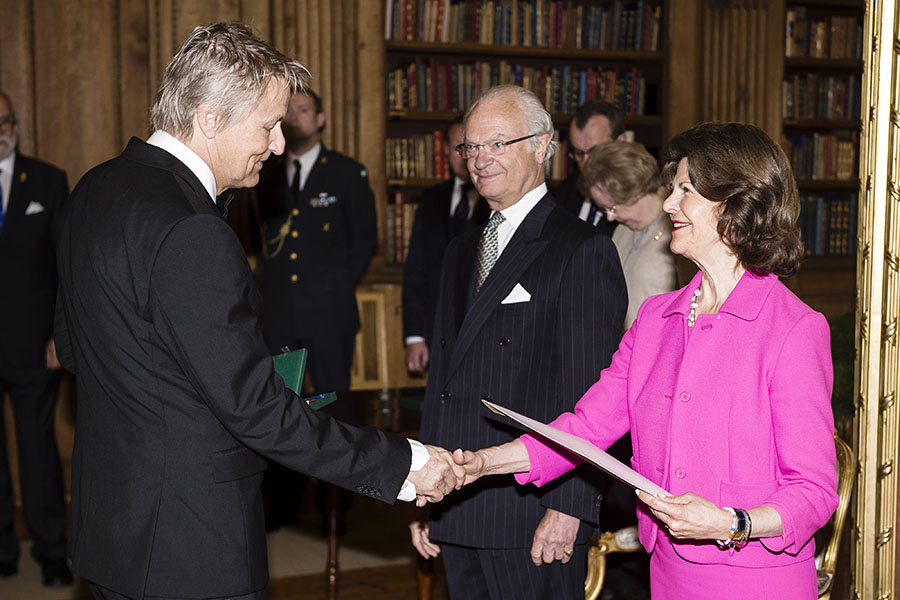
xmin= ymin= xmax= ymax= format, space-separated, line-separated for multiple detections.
xmin=253 ymin=89 xmax=377 ymax=529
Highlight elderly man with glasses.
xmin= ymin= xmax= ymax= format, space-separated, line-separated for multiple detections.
xmin=409 ymin=85 xmax=627 ymax=600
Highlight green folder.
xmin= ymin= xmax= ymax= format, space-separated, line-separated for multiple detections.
xmin=272 ymin=347 xmax=337 ymax=410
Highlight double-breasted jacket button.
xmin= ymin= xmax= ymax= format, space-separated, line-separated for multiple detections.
xmin=679 ymin=392 xmax=691 ymax=403
xmin=701 ymin=323 xmax=713 ymax=331
xmin=675 ymin=468 xmax=686 ymax=479
xmin=499 ymin=337 xmax=510 ymax=346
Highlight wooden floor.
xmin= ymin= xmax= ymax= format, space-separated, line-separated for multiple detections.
xmin=269 ymin=563 xmax=448 ymax=600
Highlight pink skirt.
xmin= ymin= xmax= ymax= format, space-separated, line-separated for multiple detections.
xmin=649 ymin=531 xmax=818 ymax=600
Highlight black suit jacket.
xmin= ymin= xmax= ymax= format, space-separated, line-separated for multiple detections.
xmin=402 ymin=179 xmax=489 ymax=343
xmin=420 ymin=193 xmax=626 ymax=548
xmin=254 ymin=148 xmax=377 ymax=339
xmin=552 ymin=172 xmax=616 ymax=237
xmin=0 ymin=153 xmax=67 ymax=368
xmin=54 ymin=138 xmax=410 ymax=599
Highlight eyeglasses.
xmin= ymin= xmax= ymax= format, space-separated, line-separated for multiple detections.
xmin=0 ymin=115 xmax=15 ymax=131
xmin=455 ymin=134 xmax=536 ymax=159
xmin=567 ymin=145 xmax=594 ymax=161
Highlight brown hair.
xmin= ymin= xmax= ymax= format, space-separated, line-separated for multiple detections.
xmin=662 ymin=122 xmax=803 ymax=278
xmin=577 ymin=141 xmax=661 ymax=204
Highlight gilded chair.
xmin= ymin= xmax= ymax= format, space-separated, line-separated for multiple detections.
xmin=583 ymin=433 xmax=855 ymax=600
xmin=816 ymin=433 xmax=854 ymax=599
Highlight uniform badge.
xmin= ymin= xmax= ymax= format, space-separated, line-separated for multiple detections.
xmin=310 ymin=192 xmax=337 ymax=207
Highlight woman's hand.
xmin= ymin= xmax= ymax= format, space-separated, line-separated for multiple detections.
xmin=636 ymin=490 xmax=733 ymax=540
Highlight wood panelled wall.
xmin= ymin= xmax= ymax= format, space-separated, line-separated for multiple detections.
xmin=699 ymin=0 xmax=784 ymax=137
xmin=0 ymin=0 xmax=369 ymax=186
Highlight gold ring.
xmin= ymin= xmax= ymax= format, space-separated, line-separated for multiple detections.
xmin=563 ymin=550 xmax=573 ymax=557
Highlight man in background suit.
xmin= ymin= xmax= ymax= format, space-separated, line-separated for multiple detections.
xmin=252 ymin=89 xmax=377 ymax=530
xmin=54 ymin=23 xmax=463 ymax=600
xmin=402 ymin=117 xmax=489 ymax=372
xmin=554 ymin=100 xmax=627 ymax=236
xmin=0 ymin=90 xmax=72 ymax=587
xmin=410 ymin=85 xmax=626 ymax=600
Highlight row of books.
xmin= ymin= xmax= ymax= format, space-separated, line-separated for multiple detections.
xmin=783 ymin=132 xmax=857 ymax=181
xmin=800 ymin=193 xmax=857 ymax=256
xmin=387 ymin=132 xmax=452 ymax=180
xmin=783 ymin=73 xmax=860 ymax=120
xmin=785 ymin=7 xmax=861 ymax=59
xmin=385 ymin=194 xmax=418 ymax=265
xmin=388 ymin=60 xmax=651 ymax=115
xmin=386 ymin=0 xmax=661 ymax=51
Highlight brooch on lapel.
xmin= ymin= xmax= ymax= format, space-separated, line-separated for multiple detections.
xmin=310 ymin=192 xmax=337 ymax=207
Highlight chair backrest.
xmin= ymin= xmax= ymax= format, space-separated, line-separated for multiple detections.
xmin=816 ymin=433 xmax=855 ymax=599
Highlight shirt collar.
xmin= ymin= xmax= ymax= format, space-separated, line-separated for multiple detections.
xmin=147 ymin=130 xmax=217 ymax=201
xmin=0 ymin=149 xmax=15 ymax=176
xmin=498 ymin=182 xmax=547 ymax=229
xmin=288 ymin=142 xmax=321 ymax=172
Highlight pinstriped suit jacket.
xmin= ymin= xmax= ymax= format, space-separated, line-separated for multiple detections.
xmin=420 ymin=193 xmax=627 ymax=548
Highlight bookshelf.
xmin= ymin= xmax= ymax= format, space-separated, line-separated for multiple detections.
xmin=383 ymin=0 xmax=668 ymax=268
xmin=781 ymin=0 xmax=863 ymax=318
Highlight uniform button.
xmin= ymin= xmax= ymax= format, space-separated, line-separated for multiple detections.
xmin=701 ymin=323 xmax=712 ymax=331
xmin=292 ymin=208 xmax=299 ymax=216
xmin=499 ymin=337 xmax=510 ymax=346
xmin=290 ymin=252 xmax=298 ymax=260
xmin=679 ymin=392 xmax=691 ymax=402
xmin=675 ymin=468 xmax=686 ymax=479
xmin=290 ymin=274 xmax=298 ymax=282
xmin=291 ymin=230 xmax=299 ymax=238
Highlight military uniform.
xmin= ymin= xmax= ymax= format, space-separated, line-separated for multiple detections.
xmin=255 ymin=145 xmax=376 ymax=392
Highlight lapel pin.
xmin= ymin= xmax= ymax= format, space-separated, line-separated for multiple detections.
xmin=20 ymin=172 xmax=27 ymax=183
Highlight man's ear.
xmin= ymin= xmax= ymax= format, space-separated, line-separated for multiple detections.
xmin=534 ymin=133 xmax=552 ymax=164
xmin=195 ymin=103 xmax=222 ymax=140
xmin=316 ymin=112 xmax=326 ymax=131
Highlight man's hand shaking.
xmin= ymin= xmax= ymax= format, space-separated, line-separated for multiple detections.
xmin=408 ymin=445 xmax=468 ymax=507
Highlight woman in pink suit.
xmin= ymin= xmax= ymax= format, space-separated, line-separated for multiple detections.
xmin=456 ymin=122 xmax=839 ymax=599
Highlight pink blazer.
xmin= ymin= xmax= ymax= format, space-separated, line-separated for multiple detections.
xmin=517 ymin=271 xmax=839 ymax=568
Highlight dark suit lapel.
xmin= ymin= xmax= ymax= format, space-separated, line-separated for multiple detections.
xmin=4 ymin=155 xmax=35 ymax=227
xmin=446 ymin=195 xmax=553 ymax=379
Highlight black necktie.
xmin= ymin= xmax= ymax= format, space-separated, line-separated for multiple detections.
xmin=291 ymin=159 xmax=301 ymax=196
xmin=451 ymin=182 xmax=472 ymax=237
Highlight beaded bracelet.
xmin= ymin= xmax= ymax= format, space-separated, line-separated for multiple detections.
xmin=716 ymin=507 xmax=738 ymax=548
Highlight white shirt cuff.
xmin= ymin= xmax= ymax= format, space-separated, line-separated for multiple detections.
xmin=397 ymin=439 xmax=429 ymax=502
xmin=405 ymin=336 xmax=426 ymax=346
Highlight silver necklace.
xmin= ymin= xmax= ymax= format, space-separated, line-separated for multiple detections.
xmin=688 ymin=287 xmax=701 ymax=328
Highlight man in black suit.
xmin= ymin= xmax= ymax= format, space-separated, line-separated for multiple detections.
xmin=54 ymin=23 xmax=463 ymax=600
xmin=0 ymin=90 xmax=72 ymax=587
xmin=410 ymin=85 xmax=627 ymax=599
xmin=554 ymin=100 xmax=627 ymax=237
xmin=402 ymin=117 xmax=489 ymax=372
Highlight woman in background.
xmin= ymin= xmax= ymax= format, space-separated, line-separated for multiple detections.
xmin=457 ymin=123 xmax=838 ymax=599
xmin=579 ymin=141 xmax=678 ymax=330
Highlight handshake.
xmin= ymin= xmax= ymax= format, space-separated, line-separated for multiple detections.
xmin=406 ymin=446 xmax=489 ymax=507
xmin=406 ymin=442 xmax=529 ymax=507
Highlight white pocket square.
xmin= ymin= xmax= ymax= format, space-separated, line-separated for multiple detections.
xmin=501 ymin=283 xmax=532 ymax=304
xmin=25 ymin=201 xmax=45 ymax=215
